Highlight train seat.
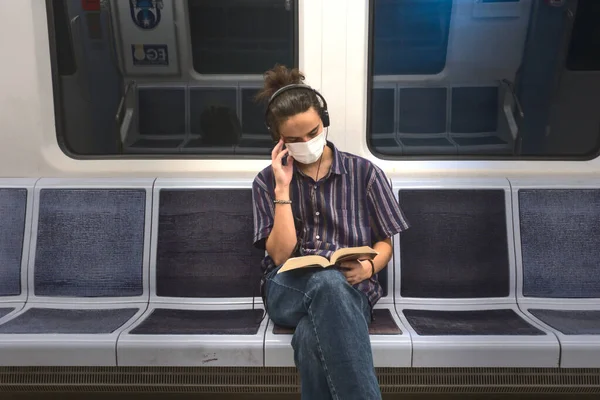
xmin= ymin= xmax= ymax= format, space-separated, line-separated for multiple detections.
xmin=123 ymin=85 xmax=272 ymax=155
xmin=448 ymin=86 xmax=514 ymax=155
xmin=512 ymin=178 xmax=600 ymax=368
xmin=116 ymin=179 xmax=267 ymax=367
xmin=391 ymin=178 xmax=559 ymax=367
xmin=0 ymin=179 xmax=151 ymax=366
xmin=369 ymin=85 xmax=515 ymax=156
xmin=0 ymin=179 xmax=35 ymax=325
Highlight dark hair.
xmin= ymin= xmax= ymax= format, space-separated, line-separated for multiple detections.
xmin=256 ymin=64 xmax=323 ymax=140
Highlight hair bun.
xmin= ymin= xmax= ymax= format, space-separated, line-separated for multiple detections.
xmin=255 ymin=64 xmax=305 ymax=103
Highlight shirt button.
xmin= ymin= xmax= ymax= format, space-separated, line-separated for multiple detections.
xmin=316 ymin=235 xmax=320 ymax=240
xmin=314 ymin=185 xmax=317 ymax=189
xmin=315 ymin=212 xmax=320 ymax=216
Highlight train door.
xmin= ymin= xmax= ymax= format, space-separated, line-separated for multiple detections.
xmin=49 ymin=0 xmax=123 ymax=155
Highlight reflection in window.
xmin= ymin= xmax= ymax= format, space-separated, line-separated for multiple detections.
xmin=188 ymin=0 xmax=295 ymax=75
xmin=47 ymin=0 xmax=297 ymax=157
xmin=52 ymin=0 xmax=77 ymax=76
xmin=368 ymin=0 xmax=600 ymax=159
xmin=566 ymin=0 xmax=600 ymax=71
xmin=372 ymin=0 xmax=451 ymax=75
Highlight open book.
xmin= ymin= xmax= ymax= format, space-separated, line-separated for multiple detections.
xmin=277 ymin=246 xmax=378 ymax=274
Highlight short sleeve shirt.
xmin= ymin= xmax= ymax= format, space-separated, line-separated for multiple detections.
xmin=252 ymin=141 xmax=410 ymax=308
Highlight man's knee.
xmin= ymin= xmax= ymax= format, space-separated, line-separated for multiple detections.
xmin=291 ymin=317 xmax=315 ymax=353
xmin=306 ymin=268 xmax=353 ymax=298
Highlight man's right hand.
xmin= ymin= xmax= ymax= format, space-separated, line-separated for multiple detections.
xmin=271 ymin=139 xmax=294 ymax=189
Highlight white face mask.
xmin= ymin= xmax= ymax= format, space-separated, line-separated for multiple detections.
xmin=285 ymin=130 xmax=326 ymax=164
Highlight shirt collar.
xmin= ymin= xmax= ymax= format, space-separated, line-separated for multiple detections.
xmin=327 ymin=141 xmax=347 ymax=175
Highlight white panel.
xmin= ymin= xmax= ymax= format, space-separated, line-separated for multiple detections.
xmin=299 ymin=0 xmax=322 ymax=90
xmin=396 ymin=304 xmax=559 ymax=367
xmin=263 ymin=320 xmax=293 ymax=367
xmin=321 ymin=0 xmax=347 ymax=148
xmin=117 ymin=304 xmax=266 ymax=366
xmin=0 ymin=304 xmax=145 ymax=366
xmin=410 ymin=336 xmax=557 ymax=367
xmin=519 ymin=306 xmax=600 ymax=368
xmin=0 ymin=1 xmax=46 ymax=177
xmin=345 ymin=0 xmax=370 ymax=154
xmin=560 ymin=340 xmax=600 ymax=368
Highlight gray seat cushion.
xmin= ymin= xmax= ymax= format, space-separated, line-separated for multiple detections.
xmin=403 ymin=309 xmax=545 ymax=336
xmin=0 ymin=188 xmax=27 ymax=297
xmin=0 ymin=308 xmax=14 ymax=320
xmin=156 ymin=189 xmax=264 ymax=298
xmin=519 ymin=189 xmax=600 ymax=298
xmin=399 ymin=189 xmax=510 ymax=298
xmin=130 ymin=309 xmax=264 ymax=335
xmin=0 ymin=308 xmax=138 ymax=334
xmin=529 ymin=309 xmax=600 ymax=335
xmin=34 ymin=189 xmax=145 ymax=298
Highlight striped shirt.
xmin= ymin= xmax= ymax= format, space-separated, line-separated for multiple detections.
xmin=252 ymin=141 xmax=410 ymax=309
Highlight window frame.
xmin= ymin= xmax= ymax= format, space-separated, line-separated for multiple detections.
xmin=365 ymin=0 xmax=600 ymax=161
xmin=46 ymin=0 xmax=301 ymax=160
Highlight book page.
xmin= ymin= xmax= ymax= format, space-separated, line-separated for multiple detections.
xmin=277 ymin=255 xmax=330 ymax=274
xmin=330 ymin=246 xmax=378 ymax=265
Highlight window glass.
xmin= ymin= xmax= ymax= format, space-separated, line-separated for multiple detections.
xmin=368 ymin=0 xmax=600 ymax=159
xmin=47 ymin=0 xmax=297 ymax=157
xmin=52 ymin=0 xmax=77 ymax=76
xmin=188 ymin=0 xmax=295 ymax=75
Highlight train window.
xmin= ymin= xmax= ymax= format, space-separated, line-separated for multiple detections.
xmin=367 ymin=0 xmax=600 ymax=159
xmin=46 ymin=0 xmax=298 ymax=157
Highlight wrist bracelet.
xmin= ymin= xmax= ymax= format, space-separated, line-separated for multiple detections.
xmin=274 ymin=199 xmax=292 ymax=204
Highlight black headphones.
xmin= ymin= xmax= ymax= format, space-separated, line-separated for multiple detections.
xmin=264 ymin=84 xmax=330 ymax=131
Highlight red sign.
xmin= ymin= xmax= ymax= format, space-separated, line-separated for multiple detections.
xmin=82 ymin=0 xmax=101 ymax=11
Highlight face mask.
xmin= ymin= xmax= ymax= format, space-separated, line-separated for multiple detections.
xmin=285 ymin=130 xmax=326 ymax=164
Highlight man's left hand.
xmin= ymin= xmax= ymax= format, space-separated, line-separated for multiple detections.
xmin=338 ymin=260 xmax=371 ymax=285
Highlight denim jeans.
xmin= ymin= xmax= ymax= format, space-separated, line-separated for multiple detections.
xmin=265 ymin=266 xmax=382 ymax=400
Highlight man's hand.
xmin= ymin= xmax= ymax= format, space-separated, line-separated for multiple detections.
xmin=271 ymin=139 xmax=293 ymax=189
xmin=338 ymin=260 xmax=372 ymax=285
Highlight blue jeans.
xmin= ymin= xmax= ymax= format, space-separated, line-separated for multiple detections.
xmin=265 ymin=267 xmax=382 ymax=400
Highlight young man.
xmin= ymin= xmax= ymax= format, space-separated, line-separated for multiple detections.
xmin=252 ymin=65 xmax=409 ymax=399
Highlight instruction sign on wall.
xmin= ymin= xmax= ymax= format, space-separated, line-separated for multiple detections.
xmin=111 ymin=0 xmax=179 ymax=76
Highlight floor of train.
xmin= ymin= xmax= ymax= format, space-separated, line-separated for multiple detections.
xmin=2 ymin=394 xmax=597 ymax=399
